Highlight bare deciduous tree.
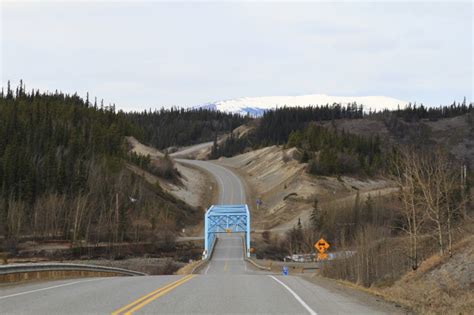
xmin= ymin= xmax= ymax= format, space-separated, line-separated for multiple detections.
xmin=395 ymin=147 xmax=466 ymax=258
xmin=391 ymin=148 xmax=425 ymax=270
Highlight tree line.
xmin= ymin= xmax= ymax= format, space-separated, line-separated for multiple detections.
xmin=373 ymin=99 xmax=473 ymax=122
xmin=255 ymin=104 xmax=364 ymax=146
xmin=211 ymin=106 xmax=384 ymax=176
xmin=288 ymin=124 xmax=383 ymax=176
xmin=209 ymin=104 xmax=365 ymax=159
xmin=125 ymin=108 xmax=249 ymax=150
xmin=210 ymin=102 xmax=472 ymax=176
xmin=0 ymin=82 xmax=198 ymax=252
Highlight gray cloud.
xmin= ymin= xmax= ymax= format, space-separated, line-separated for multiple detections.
xmin=1 ymin=1 xmax=472 ymax=111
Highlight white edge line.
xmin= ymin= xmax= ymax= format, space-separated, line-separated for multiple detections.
xmin=269 ymin=275 xmax=317 ymax=315
xmin=241 ymin=237 xmax=248 ymax=272
xmin=204 ymin=262 xmax=211 ymax=275
xmin=213 ymin=163 xmax=245 ymax=204
xmin=0 ymin=278 xmax=103 ymax=300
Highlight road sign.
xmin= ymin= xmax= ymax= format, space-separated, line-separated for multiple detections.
xmin=225 ymin=228 xmax=232 ymax=234
xmin=314 ymin=238 xmax=330 ymax=253
xmin=317 ymin=252 xmax=328 ymax=260
xmin=282 ymin=266 xmax=288 ymax=276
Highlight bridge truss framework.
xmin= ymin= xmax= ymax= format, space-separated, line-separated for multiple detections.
xmin=203 ymin=204 xmax=250 ymax=259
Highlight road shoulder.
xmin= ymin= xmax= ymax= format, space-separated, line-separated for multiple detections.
xmin=299 ymin=274 xmax=411 ymax=314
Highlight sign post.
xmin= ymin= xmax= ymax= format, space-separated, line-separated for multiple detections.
xmin=317 ymin=252 xmax=328 ymax=260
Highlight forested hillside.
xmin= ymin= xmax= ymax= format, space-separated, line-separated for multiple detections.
xmin=211 ymin=102 xmax=473 ymax=176
xmin=378 ymin=100 xmax=472 ymax=122
xmin=0 ymin=83 xmax=198 ymax=251
xmin=126 ymin=108 xmax=249 ymax=150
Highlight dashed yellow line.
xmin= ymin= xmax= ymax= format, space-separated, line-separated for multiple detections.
xmin=111 ymin=275 xmax=195 ymax=315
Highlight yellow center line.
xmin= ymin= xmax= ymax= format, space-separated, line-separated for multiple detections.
xmin=124 ymin=275 xmax=196 ymax=315
xmin=111 ymin=275 xmax=195 ymax=315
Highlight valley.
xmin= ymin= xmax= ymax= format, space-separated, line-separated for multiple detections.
xmin=0 ymin=86 xmax=472 ymax=314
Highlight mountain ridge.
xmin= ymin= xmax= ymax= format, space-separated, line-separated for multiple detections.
xmin=195 ymin=94 xmax=409 ymax=116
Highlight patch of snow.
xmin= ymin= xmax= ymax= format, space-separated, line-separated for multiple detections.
xmin=195 ymin=94 xmax=408 ymax=116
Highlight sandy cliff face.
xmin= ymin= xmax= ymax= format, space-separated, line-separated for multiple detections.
xmin=217 ymin=145 xmax=394 ymax=233
xmin=126 ymin=137 xmax=216 ymax=210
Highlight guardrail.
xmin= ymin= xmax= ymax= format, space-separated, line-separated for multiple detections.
xmin=189 ymin=259 xmax=208 ymax=274
xmin=245 ymin=257 xmax=271 ymax=271
xmin=0 ymin=263 xmax=147 ymax=278
xmin=239 ymin=236 xmax=320 ymax=273
xmin=240 ymin=236 xmax=271 ymax=271
xmin=190 ymin=237 xmax=219 ymax=274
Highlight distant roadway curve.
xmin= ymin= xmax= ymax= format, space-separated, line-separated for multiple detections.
xmin=176 ymin=159 xmax=246 ymax=205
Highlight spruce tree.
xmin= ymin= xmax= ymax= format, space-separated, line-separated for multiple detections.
xmin=310 ymin=198 xmax=320 ymax=231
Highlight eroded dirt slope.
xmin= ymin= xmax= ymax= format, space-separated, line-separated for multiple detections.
xmin=126 ymin=138 xmax=216 ymax=210
xmin=217 ymin=145 xmax=394 ymax=232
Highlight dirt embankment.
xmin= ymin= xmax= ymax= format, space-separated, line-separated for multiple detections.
xmin=380 ymin=235 xmax=474 ymax=314
xmin=126 ymin=136 xmax=164 ymax=158
xmin=126 ymin=137 xmax=216 ymax=210
xmin=217 ymin=145 xmax=394 ymax=232
xmin=126 ymin=137 xmax=218 ymax=237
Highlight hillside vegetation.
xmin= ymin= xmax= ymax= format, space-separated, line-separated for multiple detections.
xmin=0 ymin=83 xmax=199 ymax=257
xmin=381 ymin=234 xmax=474 ymax=314
xmin=126 ymin=107 xmax=248 ymax=150
xmin=212 ymin=103 xmax=473 ymax=176
xmin=213 ymin=104 xmax=473 ymax=314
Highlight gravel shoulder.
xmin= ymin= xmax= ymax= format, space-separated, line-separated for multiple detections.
xmin=301 ymin=274 xmax=410 ymax=314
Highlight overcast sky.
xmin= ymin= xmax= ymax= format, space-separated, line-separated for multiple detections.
xmin=1 ymin=1 xmax=473 ymax=111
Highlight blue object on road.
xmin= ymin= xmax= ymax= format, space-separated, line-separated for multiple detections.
xmin=282 ymin=266 xmax=288 ymax=276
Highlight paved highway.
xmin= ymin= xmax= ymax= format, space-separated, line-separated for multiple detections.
xmin=0 ymin=159 xmax=401 ymax=314
xmin=170 ymin=142 xmax=213 ymax=159
xmin=176 ymin=159 xmax=246 ymax=204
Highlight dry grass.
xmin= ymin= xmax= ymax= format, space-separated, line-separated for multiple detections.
xmin=175 ymin=259 xmax=205 ymax=275
xmin=326 ymin=236 xmax=474 ymax=314
xmin=323 ymin=234 xmax=474 ymax=314
xmin=380 ymin=235 xmax=474 ymax=315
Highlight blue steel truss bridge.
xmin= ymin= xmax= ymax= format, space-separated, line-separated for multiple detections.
xmin=203 ymin=204 xmax=250 ymax=259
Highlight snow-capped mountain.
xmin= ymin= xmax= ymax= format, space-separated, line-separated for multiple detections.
xmin=195 ymin=94 xmax=408 ymax=116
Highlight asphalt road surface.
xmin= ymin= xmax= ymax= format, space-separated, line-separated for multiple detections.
xmin=170 ymin=142 xmax=213 ymax=159
xmin=0 ymin=159 xmax=401 ymax=314
xmin=176 ymin=159 xmax=246 ymax=204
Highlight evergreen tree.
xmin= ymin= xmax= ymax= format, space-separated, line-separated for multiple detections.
xmin=310 ymin=198 xmax=320 ymax=230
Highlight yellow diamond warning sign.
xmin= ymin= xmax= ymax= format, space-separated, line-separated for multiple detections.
xmin=314 ymin=238 xmax=330 ymax=253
